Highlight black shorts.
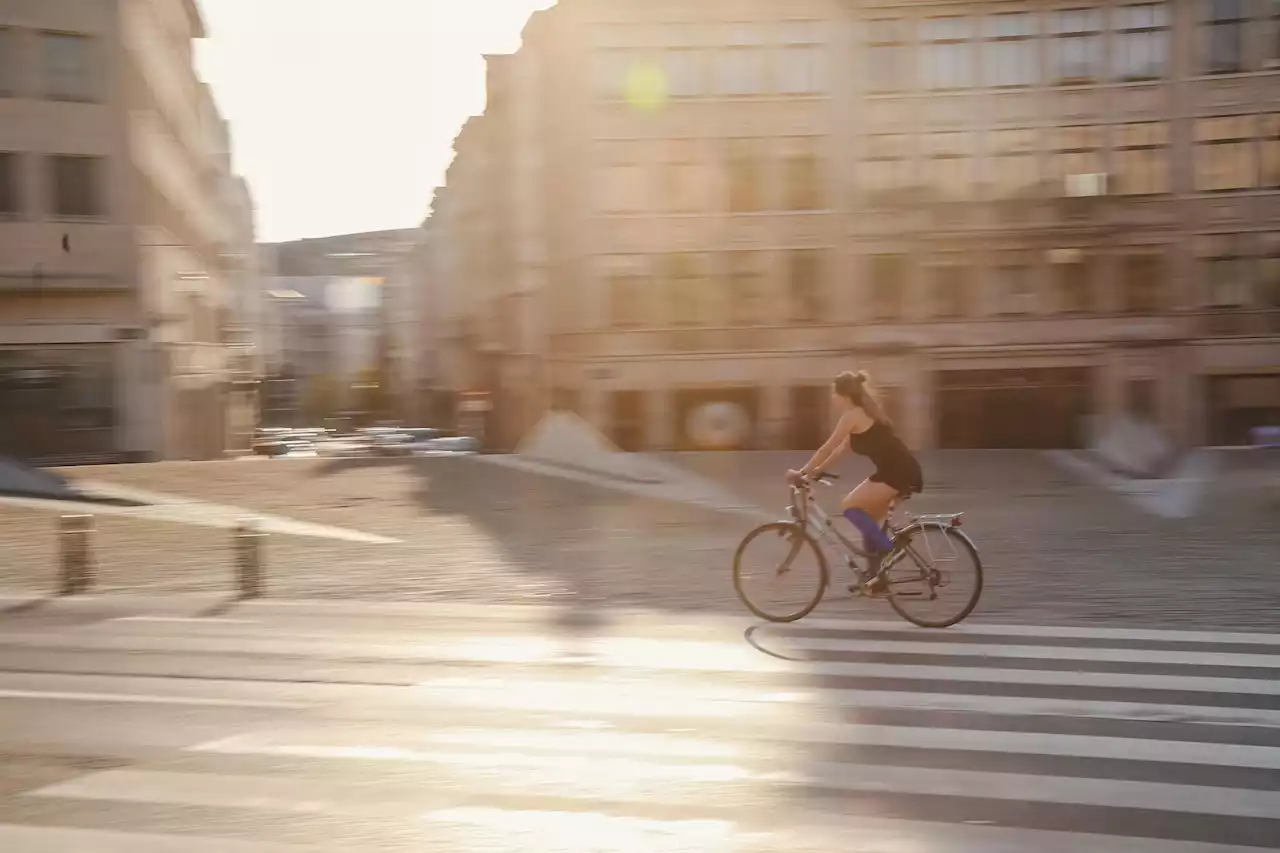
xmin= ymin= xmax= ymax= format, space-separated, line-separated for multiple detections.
xmin=870 ymin=456 xmax=924 ymax=496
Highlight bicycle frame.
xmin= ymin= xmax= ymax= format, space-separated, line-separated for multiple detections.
xmin=786 ymin=480 xmax=970 ymax=588
xmin=786 ymin=483 xmax=865 ymax=560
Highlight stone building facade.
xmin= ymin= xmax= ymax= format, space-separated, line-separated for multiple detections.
xmin=426 ymin=0 xmax=1280 ymax=450
xmin=0 ymin=0 xmax=259 ymax=461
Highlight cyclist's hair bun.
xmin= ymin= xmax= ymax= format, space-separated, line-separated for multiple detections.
xmin=833 ymin=370 xmax=868 ymax=401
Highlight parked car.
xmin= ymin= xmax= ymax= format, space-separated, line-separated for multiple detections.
xmin=370 ymin=427 xmax=479 ymax=456
xmin=252 ymin=428 xmax=291 ymax=456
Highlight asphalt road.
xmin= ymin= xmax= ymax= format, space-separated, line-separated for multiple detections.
xmin=0 ymin=595 xmax=1276 ymax=851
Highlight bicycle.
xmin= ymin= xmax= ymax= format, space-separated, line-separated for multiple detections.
xmin=732 ymin=472 xmax=983 ymax=627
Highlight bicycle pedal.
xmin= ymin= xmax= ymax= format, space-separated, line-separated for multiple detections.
xmin=851 ymin=578 xmax=890 ymax=598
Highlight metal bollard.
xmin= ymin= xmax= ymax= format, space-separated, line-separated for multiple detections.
xmin=233 ymin=517 xmax=266 ymax=598
xmin=58 ymin=514 xmax=95 ymax=596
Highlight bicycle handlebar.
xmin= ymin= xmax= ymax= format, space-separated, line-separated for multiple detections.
xmin=792 ymin=472 xmax=839 ymax=489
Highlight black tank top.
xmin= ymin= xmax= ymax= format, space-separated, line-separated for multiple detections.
xmin=848 ymin=420 xmax=912 ymax=468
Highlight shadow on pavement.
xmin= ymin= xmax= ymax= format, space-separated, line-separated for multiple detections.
xmin=404 ymin=455 xmax=748 ymax=615
xmin=0 ymin=596 xmax=52 ymax=616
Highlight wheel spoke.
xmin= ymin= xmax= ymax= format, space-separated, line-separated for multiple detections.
xmin=733 ymin=522 xmax=828 ymax=623
xmin=886 ymin=526 xmax=983 ymax=628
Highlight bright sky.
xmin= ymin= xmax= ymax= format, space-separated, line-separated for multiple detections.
xmin=194 ymin=0 xmax=553 ymax=243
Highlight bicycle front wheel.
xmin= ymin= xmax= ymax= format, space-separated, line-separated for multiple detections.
xmin=733 ymin=522 xmax=828 ymax=623
xmin=885 ymin=524 xmax=983 ymax=628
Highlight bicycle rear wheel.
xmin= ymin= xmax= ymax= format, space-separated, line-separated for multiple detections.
xmin=885 ymin=525 xmax=983 ymax=628
xmin=733 ymin=522 xmax=828 ymax=623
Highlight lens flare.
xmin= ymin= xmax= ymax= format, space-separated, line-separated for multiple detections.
xmin=625 ymin=62 xmax=667 ymax=112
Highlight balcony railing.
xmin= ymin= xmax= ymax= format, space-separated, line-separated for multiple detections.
xmin=1194 ymin=309 xmax=1280 ymax=338
xmin=550 ymin=314 xmax=1192 ymax=358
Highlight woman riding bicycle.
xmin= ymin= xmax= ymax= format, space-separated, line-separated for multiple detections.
xmin=787 ymin=370 xmax=923 ymax=593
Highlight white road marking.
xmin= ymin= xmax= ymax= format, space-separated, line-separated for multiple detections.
xmin=781 ymin=637 xmax=1280 ymax=669
xmin=0 ymin=824 xmax=328 ymax=852
xmin=810 ymin=761 xmax=1280 ymax=820
xmin=0 ymin=689 xmax=305 ymax=709
xmin=792 ymin=619 xmax=1280 ymax=647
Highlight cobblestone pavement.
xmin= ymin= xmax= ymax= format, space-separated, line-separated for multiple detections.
xmin=1 ymin=450 xmax=1276 ymax=631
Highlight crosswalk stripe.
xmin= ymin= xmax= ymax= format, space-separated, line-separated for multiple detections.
xmin=808 ymin=761 xmax=1280 ymax=819
xmin=387 ymin=674 xmax=1280 ymax=727
xmin=780 ymin=637 xmax=1280 ymax=669
xmin=27 ymin=764 xmax=796 ymax=816
xmin=793 ymin=660 xmax=1280 ymax=696
xmin=419 ymin=809 xmax=1280 ymax=853
xmin=190 ymin=716 xmax=1280 ymax=771
xmin=8 ymin=629 xmax=1278 ymax=679
xmin=29 ymin=747 xmax=1280 ymax=822
xmin=794 ymin=619 xmax=1280 ymax=647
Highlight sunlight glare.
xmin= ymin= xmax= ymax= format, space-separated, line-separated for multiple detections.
xmin=421 ymin=806 xmax=737 ymax=853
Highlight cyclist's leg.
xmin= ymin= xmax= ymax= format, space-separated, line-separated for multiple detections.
xmin=840 ymin=478 xmax=898 ymax=544
xmin=841 ymin=479 xmax=900 ymax=593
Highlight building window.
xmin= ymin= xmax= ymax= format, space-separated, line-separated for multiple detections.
xmin=41 ymin=32 xmax=95 ymax=102
xmin=1114 ymin=3 xmax=1170 ymax=81
xmin=1121 ymin=252 xmax=1163 ymax=313
xmin=661 ymin=139 xmax=704 ymax=213
xmin=923 ymin=132 xmax=974 ymax=201
xmin=788 ymin=249 xmax=824 ymax=322
xmin=0 ymin=153 xmax=18 ymax=216
xmin=596 ymin=141 xmax=649 ymax=213
xmin=727 ymin=138 xmax=765 ymax=212
xmin=662 ymin=23 xmax=708 ymax=98
xmin=930 ymin=260 xmax=972 ymax=318
xmin=983 ymin=12 xmax=1038 ymax=88
xmin=716 ymin=49 xmax=763 ymax=95
xmin=728 ymin=252 xmax=765 ymax=326
xmin=1202 ymin=235 xmax=1251 ymax=307
xmin=1050 ymin=250 xmax=1094 ymax=313
xmin=869 ymin=254 xmax=906 ymax=321
xmin=1269 ymin=1 xmax=1280 ymax=68
xmin=715 ymin=23 xmax=766 ymax=95
xmin=1126 ymin=378 xmax=1158 ymax=420
xmin=594 ymin=49 xmax=632 ymax=99
xmin=993 ymin=258 xmax=1035 ymax=315
xmin=783 ymin=136 xmax=821 ymax=211
xmin=1263 ymin=114 xmax=1280 ymax=189
xmin=49 ymin=155 xmax=104 ymax=218
xmin=1194 ymin=115 xmax=1255 ymax=192
xmin=988 ymin=129 xmax=1039 ymax=199
xmin=1261 ymin=233 xmax=1280 ymax=308
xmin=860 ymin=134 xmax=915 ymax=206
xmin=776 ymin=21 xmax=826 ymax=95
xmin=1050 ymin=9 xmax=1104 ymax=85
xmin=608 ymin=265 xmax=647 ymax=329
xmin=867 ymin=19 xmax=909 ymax=93
xmin=667 ymin=253 xmax=709 ymax=326
xmin=664 ymin=49 xmax=707 ymax=98
xmin=1053 ymin=125 xmax=1103 ymax=186
xmin=1204 ymin=0 xmax=1247 ymax=74
xmin=0 ymin=28 xmax=13 ymax=96
xmin=1113 ymin=122 xmax=1170 ymax=195
xmin=921 ymin=16 xmax=975 ymax=90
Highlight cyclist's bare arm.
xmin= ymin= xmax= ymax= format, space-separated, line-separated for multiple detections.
xmin=795 ymin=411 xmax=860 ymax=479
